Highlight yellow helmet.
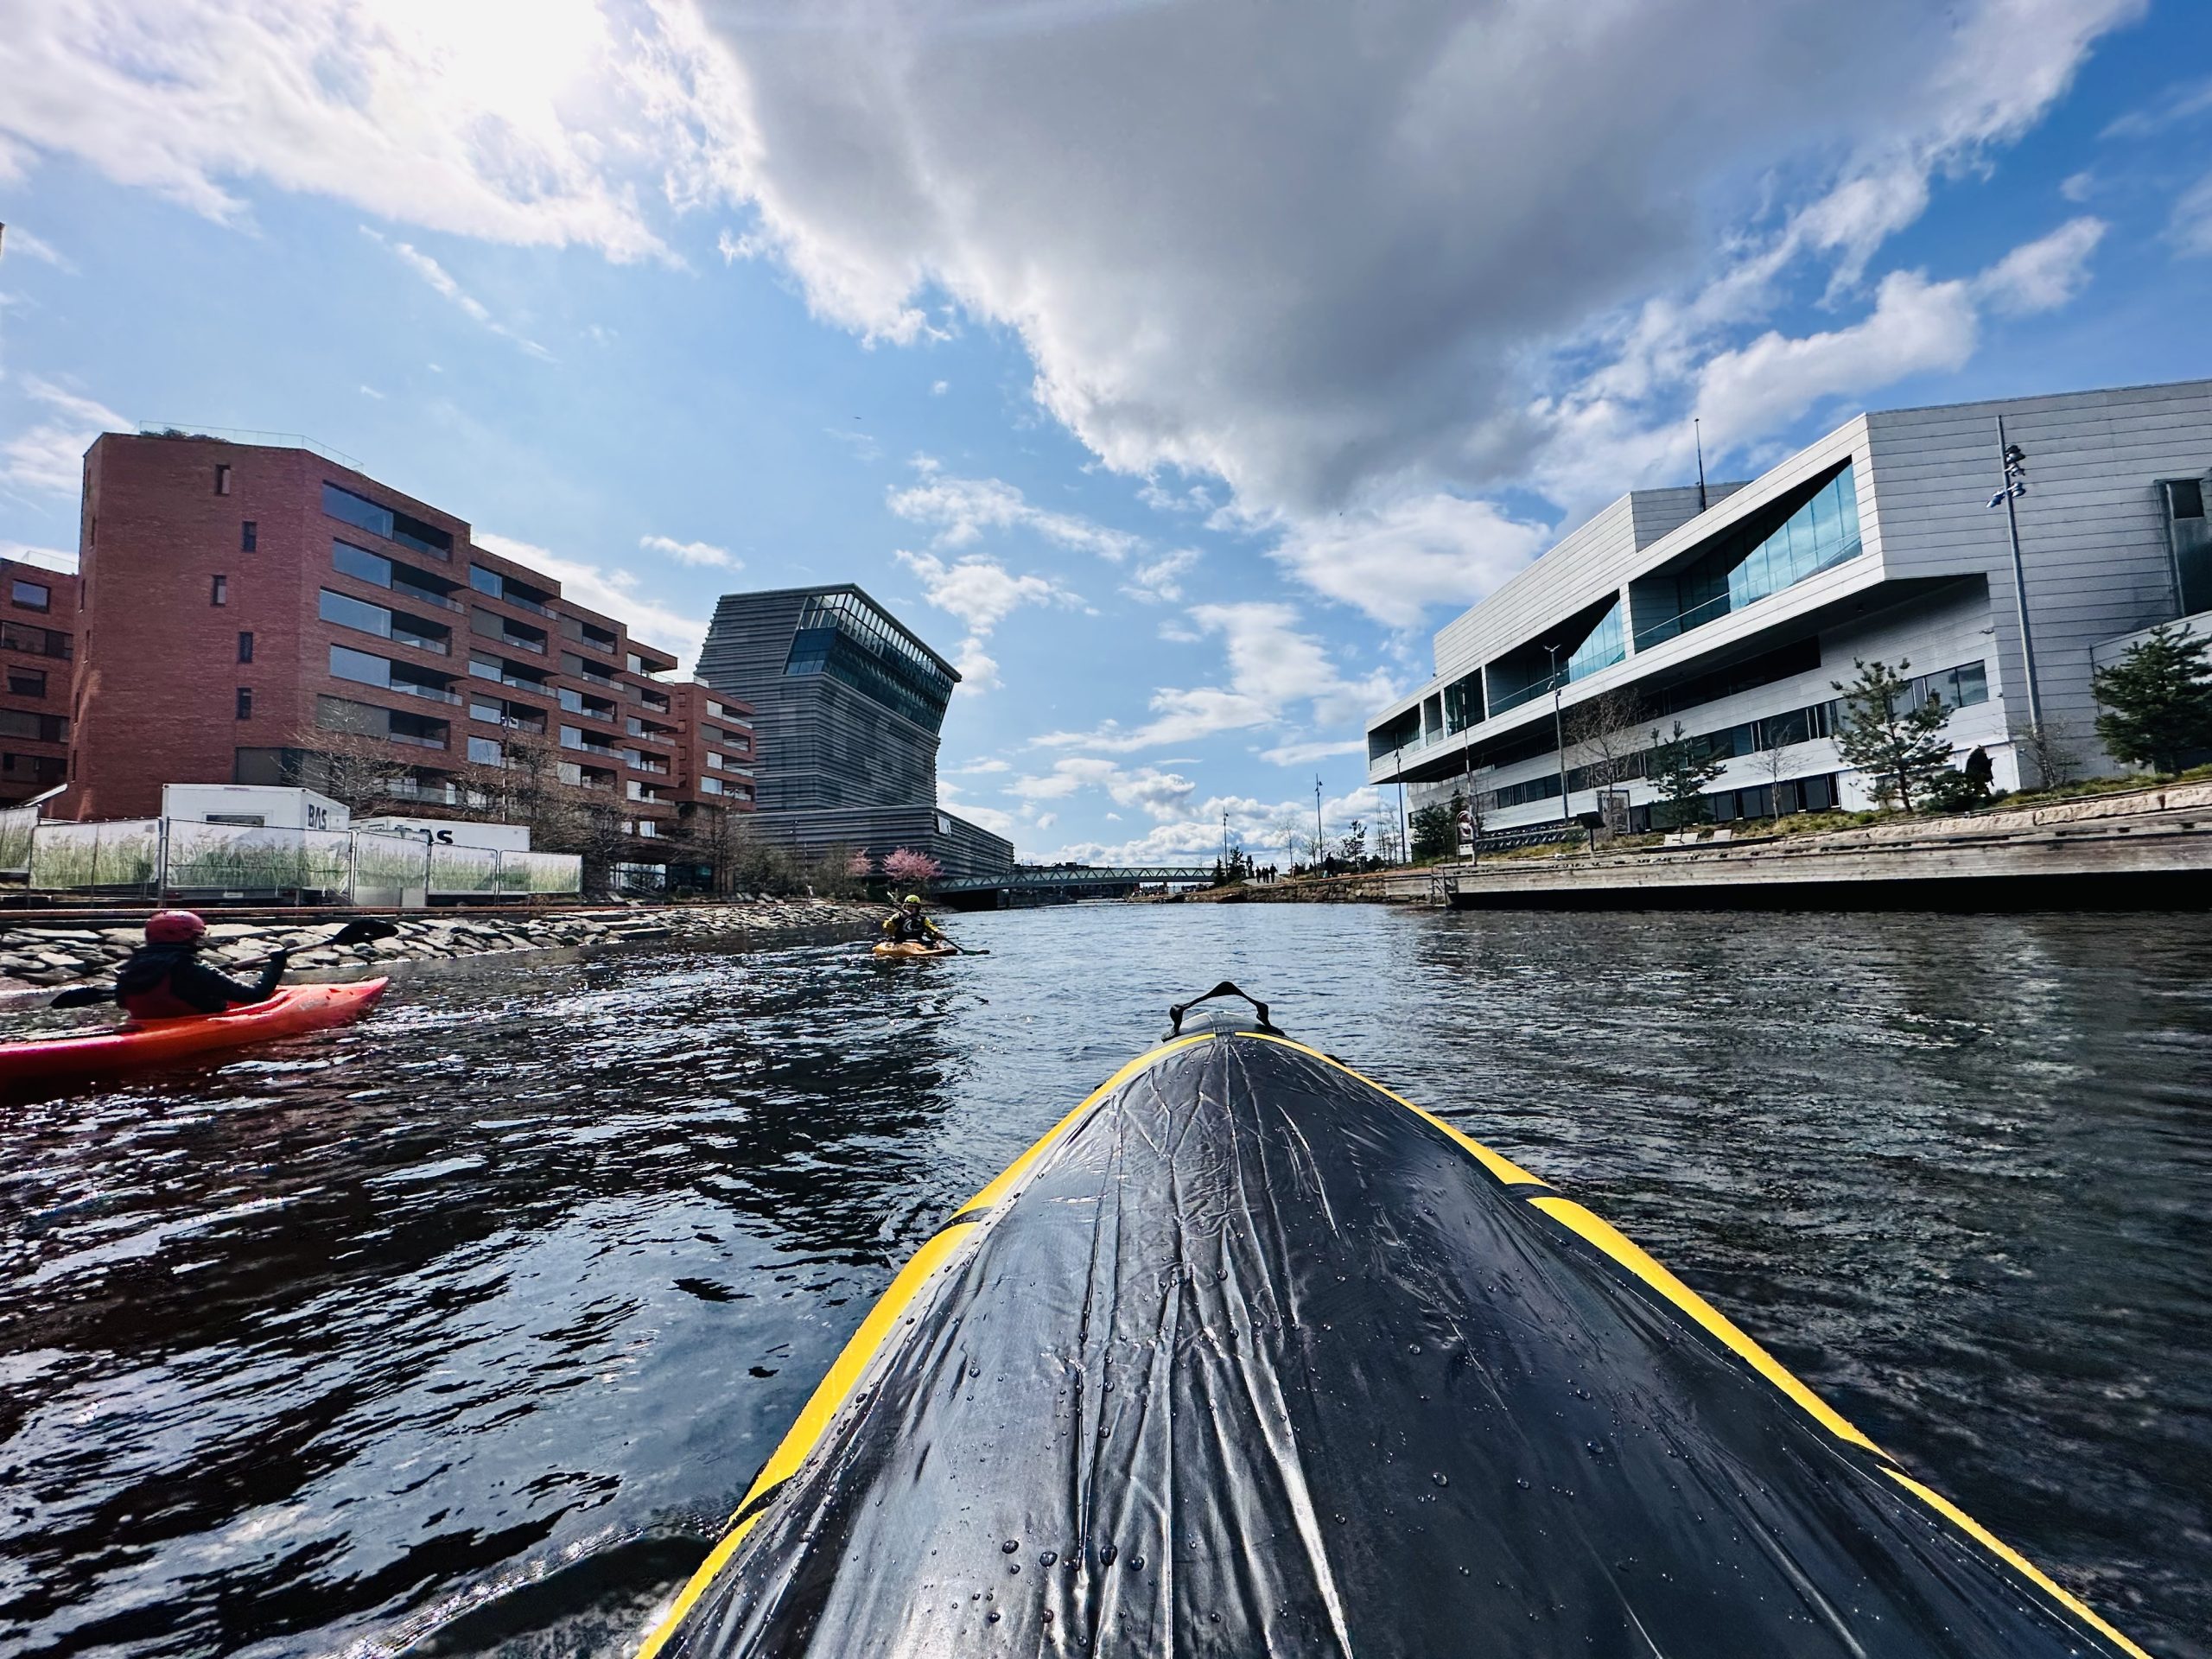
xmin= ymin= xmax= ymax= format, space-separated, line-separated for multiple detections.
xmin=903 ymin=894 xmax=924 ymax=905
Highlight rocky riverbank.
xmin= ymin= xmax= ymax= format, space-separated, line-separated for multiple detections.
xmin=0 ymin=898 xmax=879 ymax=995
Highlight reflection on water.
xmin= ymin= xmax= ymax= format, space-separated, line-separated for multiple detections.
xmin=2 ymin=907 xmax=2207 ymax=1658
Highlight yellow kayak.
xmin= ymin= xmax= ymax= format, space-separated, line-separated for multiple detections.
xmin=871 ymin=939 xmax=958 ymax=959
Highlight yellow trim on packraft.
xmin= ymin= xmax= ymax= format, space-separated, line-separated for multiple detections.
xmin=632 ymin=1033 xmax=1213 ymax=1659
xmin=1879 ymin=1471 xmax=2153 ymax=1659
xmin=637 ymin=1026 xmax=2145 ymax=1659
xmin=1235 ymin=1030 xmax=2145 ymax=1656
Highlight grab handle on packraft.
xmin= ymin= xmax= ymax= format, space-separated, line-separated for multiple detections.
xmin=1168 ymin=981 xmax=1278 ymax=1035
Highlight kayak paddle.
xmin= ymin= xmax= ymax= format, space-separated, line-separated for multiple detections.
xmin=45 ymin=918 xmax=403 ymax=1009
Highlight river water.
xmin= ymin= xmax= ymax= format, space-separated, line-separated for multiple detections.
xmin=2 ymin=904 xmax=2207 ymax=1658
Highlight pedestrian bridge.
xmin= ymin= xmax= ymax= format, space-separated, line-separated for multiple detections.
xmin=933 ymin=865 xmax=1217 ymax=906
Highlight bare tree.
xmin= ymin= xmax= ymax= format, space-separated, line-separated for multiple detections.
xmin=285 ymin=721 xmax=413 ymax=814
xmin=1753 ymin=719 xmax=1799 ymax=819
xmin=1560 ymin=686 xmax=1651 ymax=805
xmin=2019 ymin=718 xmax=2083 ymax=791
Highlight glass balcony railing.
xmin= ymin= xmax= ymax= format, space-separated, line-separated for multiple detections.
xmin=391 ymin=681 xmax=462 ymax=705
xmin=388 ymin=730 xmax=448 ymax=751
xmin=392 ymin=582 xmax=464 ymax=614
xmin=501 ymin=590 xmax=554 ymax=617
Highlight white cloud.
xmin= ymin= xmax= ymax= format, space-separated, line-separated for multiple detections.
xmin=1691 ymin=270 xmax=1981 ymax=442
xmin=0 ymin=0 xmax=673 ymax=261
xmin=888 ymin=466 xmax=1139 ymax=561
xmin=359 ymin=384 xmax=386 ymax=399
xmin=474 ymin=531 xmax=708 ymax=671
xmin=0 ymin=537 xmax=77 ymax=574
xmin=0 ymin=0 xmax=2143 ymax=633
xmin=930 ymin=379 xmax=949 ymax=396
xmin=1035 ymin=601 xmax=1395 ymax=753
xmin=1122 ymin=549 xmax=1198 ymax=605
xmin=3 ymin=377 xmax=127 ymax=495
xmin=365 ymin=228 xmax=554 ymax=359
xmin=1035 ymin=785 xmax=1395 ymax=867
xmin=895 ymin=547 xmax=1081 ymax=694
xmin=686 ymin=0 xmax=2134 ymax=531
xmin=1258 ymin=737 xmax=1364 ymax=766
xmin=2099 ymin=75 xmax=2212 ymax=140
xmin=640 ymin=532 xmax=739 ymax=569
xmin=1974 ymin=216 xmax=2106 ymax=315
xmin=1 ymin=226 xmax=72 ymax=270
xmin=2170 ymin=170 xmax=2212 ymax=257
xmin=949 ymin=757 xmax=1010 ymax=774
xmin=1268 ymin=495 xmax=1551 ymax=630
xmin=1007 ymin=757 xmax=1198 ymax=820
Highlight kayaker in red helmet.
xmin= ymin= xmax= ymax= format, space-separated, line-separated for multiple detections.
xmin=114 ymin=912 xmax=292 ymax=1019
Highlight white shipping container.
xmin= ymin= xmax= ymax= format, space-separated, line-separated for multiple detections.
xmin=161 ymin=785 xmax=351 ymax=833
xmin=353 ymin=815 xmax=533 ymax=852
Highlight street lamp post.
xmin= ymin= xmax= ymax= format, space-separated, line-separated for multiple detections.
xmin=1313 ymin=774 xmax=1325 ymax=875
xmin=1395 ymin=744 xmax=1408 ymax=867
xmin=1987 ymin=417 xmax=2043 ymax=730
xmin=1544 ymin=643 xmax=1569 ymax=826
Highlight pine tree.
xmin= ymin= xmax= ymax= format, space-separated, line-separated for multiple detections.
xmin=1646 ymin=721 xmax=1726 ymax=829
xmin=1832 ymin=658 xmax=1952 ymax=810
xmin=2092 ymin=624 xmax=2212 ymax=775
xmin=1410 ymin=799 xmax=1459 ymax=859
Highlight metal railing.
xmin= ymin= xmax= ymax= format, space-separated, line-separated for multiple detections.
xmin=393 ymin=582 xmax=465 ymax=615
xmin=25 ymin=816 xmax=582 ymax=900
xmin=138 ymin=423 xmax=365 ymax=471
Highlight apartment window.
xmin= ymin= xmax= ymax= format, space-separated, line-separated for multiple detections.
xmin=236 ymin=631 xmax=255 ymax=664
xmin=321 ymin=481 xmax=453 ymax=559
xmin=11 ymin=580 xmax=49 ymax=613
xmin=211 ymin=575 xmax=228 ymax=607
xmin=699 ymin=776 xmax=724 ymax=795
xmin=467 ymin=735 xmax=505 ymax=766
xmin=469 ymin=565 xmax=503 ymax=598
xmin=215 ymin=464 xmax=232 ymax=495
xmin=557 ymin=761 xmax=583 ymax=785
xmin=241 ymin=520 xmax=258 ymax=552
xmin=706 ymin=751 xmax=724 ymax=769
xmin=7 ymin=668 xmax=46 ymax=697
xmin=235 ymin=687 xmax=253 ymax=720
xmin=626 ymin=652 xmax=645 ymax=673
xmin=329 ymin=644 xmax=393 ymax=688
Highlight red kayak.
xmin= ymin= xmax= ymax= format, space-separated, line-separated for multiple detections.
xmin=0 ymin=978 xmax=390 ymax=1087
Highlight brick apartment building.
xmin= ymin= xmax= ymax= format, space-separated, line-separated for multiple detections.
xmin=65 ymin=432 xmax=752 ymax=858
xmin=1 ymin=557 xmax=78 ymax=806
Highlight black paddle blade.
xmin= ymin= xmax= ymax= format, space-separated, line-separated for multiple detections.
xmin=329 ymin=919 xmax=401 ymax=949
xmin=48 ymin=984 xmax=116 ymax=1010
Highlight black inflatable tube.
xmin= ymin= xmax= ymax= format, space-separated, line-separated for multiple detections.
xmin=636 ymin=1024 xmax=2151 ymax=1658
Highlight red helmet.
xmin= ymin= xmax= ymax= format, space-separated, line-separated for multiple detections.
xmin=145 ymin=910 xmax=208 ymax=944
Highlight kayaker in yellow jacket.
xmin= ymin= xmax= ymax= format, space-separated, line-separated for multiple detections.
xmin=881 ymin=895 xmax=945 ymax=947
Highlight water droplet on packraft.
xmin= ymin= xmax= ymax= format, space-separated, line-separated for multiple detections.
xmin=1039 ymin=1550 xmax=1058 ymax=1566
xmin=1002 ymin=1539 xmax=1020 ymax=1554
xmin=1515 ymin=1478 xmax=1530 ymax=1490
xmin=1431 ymin=1471 xmax=1448 ymax=1487
xmin=987 ymin=1610 xmax=1001 ymax=1624
xmin=1100 ymin=1542 xmax=1117 ymax=1567
xmin=1131 ymin=1555 xmax=1146 ymax=1572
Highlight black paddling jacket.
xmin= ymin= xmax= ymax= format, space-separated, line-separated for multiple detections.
xmin=882 ymin=912 xmax=940 ymax=944
xmin=115 ymin=944 xmax=289 ymax=1020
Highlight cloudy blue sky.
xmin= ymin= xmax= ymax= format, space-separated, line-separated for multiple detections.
xmin=2 ymin=0 xmax=2208 ymax=861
